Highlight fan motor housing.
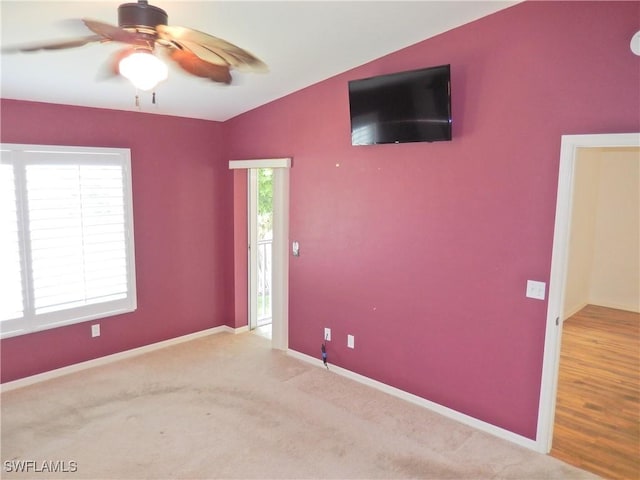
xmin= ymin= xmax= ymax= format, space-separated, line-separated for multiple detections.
xmin=118 ymin=0 xmax=168 ymax=29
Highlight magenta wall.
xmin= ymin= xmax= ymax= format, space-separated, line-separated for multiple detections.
xmin=0 ymin=100 xmax=234 ymax=383
xmin=232 ymin=169 xmax=249 ymax=329
xmin=225 ymin=1 xmax=640 ymax=439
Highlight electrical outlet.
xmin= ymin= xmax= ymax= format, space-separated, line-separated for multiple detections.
xmin=347 ymin=334 xmax=355 ymax=349
xmin=91 ymin=324 xmax=100 ymax=338
xmin=324 ymin=327 xmax=331 ymax=341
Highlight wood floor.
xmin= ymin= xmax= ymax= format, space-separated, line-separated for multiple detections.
xmin=550 ymin=305 xmax=640 ymax=480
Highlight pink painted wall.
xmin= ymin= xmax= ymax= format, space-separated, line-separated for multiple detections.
xmin=232 ymin=169 xmax=249 ymax=329
xmin=225 ymin=1 xmax=640 ymax=439
xmin=0 ymin=100 xmax=234 ymax=383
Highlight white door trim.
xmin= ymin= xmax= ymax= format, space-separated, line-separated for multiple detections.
xmin=271 ymin=167 xmax=290 ymax=350
xmin=248 ymin=169 xmax=258 ymax=330
xmin=229 ymin=158 xmax=291 ymax=350
xmin=536 ymin=132 xmax=640 ymax=453
xmin=229 ymin=158 xmax=291 ymax=169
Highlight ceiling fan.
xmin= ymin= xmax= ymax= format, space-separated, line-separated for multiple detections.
xmin=2 ymin=0 xmax=268 ymax=91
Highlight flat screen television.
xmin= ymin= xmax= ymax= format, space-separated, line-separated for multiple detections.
xmin=348 ymin=64 xmax=451 ymax=145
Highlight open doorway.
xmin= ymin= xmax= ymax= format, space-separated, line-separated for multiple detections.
xmin=250 ymin=168 xmax=274 ymax=339
xmin=229 ymin=157 xmax=291 ymax=350
xmin=537 ymin=133 xmax=640 ymax=456
xmin=550 ymin=145 xmax=639 ymax=478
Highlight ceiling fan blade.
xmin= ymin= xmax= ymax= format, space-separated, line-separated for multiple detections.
xmin=82 ymin=19 xmax=146 ymax=45
xmin=167 ymin=48 xmax=232 ymax=84
xmin=156 ymin=25 xmax=267 ymax=72
xmin=2 ymin=18 xmax=143 ymax=54
xmin=1 ymin=35 xmax=103 ymax=53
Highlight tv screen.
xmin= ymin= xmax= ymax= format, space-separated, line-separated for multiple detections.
xmin=348 ymin=64 xmax=451 ymax=145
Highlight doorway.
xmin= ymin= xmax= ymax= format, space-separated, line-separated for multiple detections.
xmin=249 ymin=168 xmax=274 ymax=337
xmin=229 ymin=158 xmax=291 ymax=350
xmin=551 ymin=305 xmax=639 ymax=479
xmin=536 ymin=133 xmax=640 ymax=453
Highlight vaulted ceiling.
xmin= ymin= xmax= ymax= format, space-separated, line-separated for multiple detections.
xmin=1 ymin=1 xmax=518 ymax=121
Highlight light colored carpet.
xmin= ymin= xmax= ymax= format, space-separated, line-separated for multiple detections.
xmin=1 ymin=332 xmax=599 ymax=479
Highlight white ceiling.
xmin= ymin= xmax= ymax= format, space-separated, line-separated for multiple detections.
xmin=1 ymin=1 xmax=518 ymax=122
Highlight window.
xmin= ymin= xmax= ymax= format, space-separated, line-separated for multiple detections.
xmin=1 ymin=144 xmax=137 ymax=338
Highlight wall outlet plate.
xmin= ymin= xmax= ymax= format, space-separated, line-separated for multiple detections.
xmin=347 ymin=334 xmax=355 ymax=349
xmin=526 ymin=280 xmax=546 ymax=300
xmin=91 ymin=324 xmax=100 ymax=337
xmin=324 ymin=327 xmax=331 ymax=341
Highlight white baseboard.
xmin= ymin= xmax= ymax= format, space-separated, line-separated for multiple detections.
xmin=3 ymin=328 xmax=541 ymax=453
xmin=286 ymin=349 xmax=542 ymax=453
xmin=563 ymin=302 xmax=588 ymax=320
xmin=1 ymin=325 xmax=241 ymax=392
xmin=565 ymin=302 xmax=639 ymax=321
xmin=588 ymin=300 xmax=640 ymax=314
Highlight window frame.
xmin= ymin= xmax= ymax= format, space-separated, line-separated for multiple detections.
xmin=1 ymin=143 xmax=137 ymax=339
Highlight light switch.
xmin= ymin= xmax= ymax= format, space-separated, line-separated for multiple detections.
xmin=292 ymin=241 xmax=300 ymax=257
xmin=526 ymin=280 xmax=546 ymax=300
xmin=91 ymin=324 xmax=101 ymax=337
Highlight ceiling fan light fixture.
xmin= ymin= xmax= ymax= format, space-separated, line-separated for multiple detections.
xmin=631 ymin=31 xmax=640 ymax=56
xmin=119 ymin=50 xmax=168 ymax=91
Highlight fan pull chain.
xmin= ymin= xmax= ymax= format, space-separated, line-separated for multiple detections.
xmin=133 ymin=87 xmax=142 ymax=109
xmin=152 ymin=92 xmax=156 ymax=105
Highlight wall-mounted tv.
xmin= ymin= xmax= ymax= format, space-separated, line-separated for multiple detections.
xmin=348 ymin=64 xmax=451 ymax=145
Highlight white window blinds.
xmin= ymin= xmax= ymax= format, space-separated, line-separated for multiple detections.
xmin=0 ymin=144 xmax=137 ymax=338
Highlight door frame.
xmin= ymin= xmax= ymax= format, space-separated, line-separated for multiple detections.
xmin=536 ymin=132 xmax=640 ymax=453
xmin=229 ymin=158 xmax=291 ymax=350
xmin=248 ymin=169 xmax=258 ymax=330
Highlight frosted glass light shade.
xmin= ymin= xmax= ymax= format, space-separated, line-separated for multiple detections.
xmin=119 ymin=51 xmax=168 ymax=91
xmin=631 ymin=31 xmax=640 ymax=56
